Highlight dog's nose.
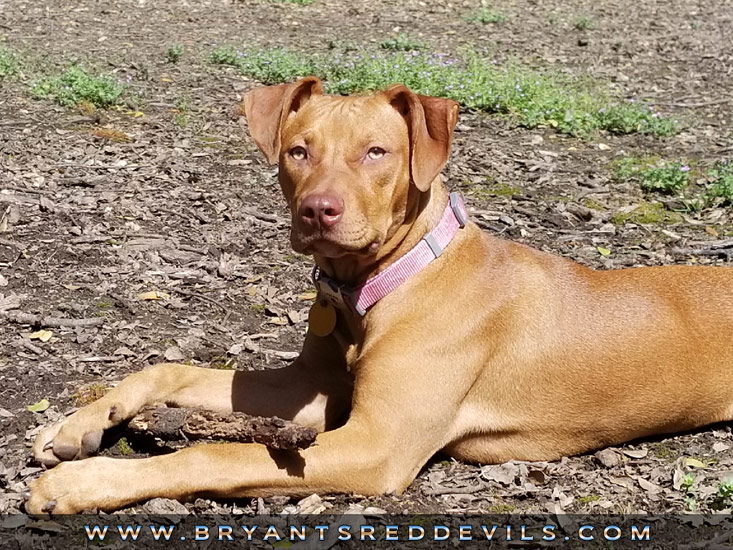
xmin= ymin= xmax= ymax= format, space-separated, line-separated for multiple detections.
xmin=299 ymin=194 xmax=344 ymax=229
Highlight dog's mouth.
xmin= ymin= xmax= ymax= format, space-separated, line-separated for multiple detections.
xmin=293 ymin=232 xmax=382 ymax=259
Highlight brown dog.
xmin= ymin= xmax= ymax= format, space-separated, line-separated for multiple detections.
xmin=27 ymin=77 xmax=733 ymax=514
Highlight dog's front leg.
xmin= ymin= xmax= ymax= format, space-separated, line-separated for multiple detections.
xmin=27 ymin=357 xmax=458 ymax=514
xmin=27 ymin=413 xmax=438 ymax=513
xmin=32 ymin=334 xmax=352 ymax=466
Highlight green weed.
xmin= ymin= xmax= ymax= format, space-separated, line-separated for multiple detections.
xmin=31 ymin=65 xmax=126 ymax=108
xmin=326 ymin=38 xmax=358 ymax=53
xmin=211 ymin=46 xmax=680 ymax=137
xmin=681 ymin=473 xmax=695 ymax=492
xmin=466 ymin=7 xmax=510 ymax=24
xmin=116 ymin=437 xmax=134 ymax=456
xmin=380 ymin=33 xmax=425 ymax=52
xmin=612 ymin=157 xmax=690 ymax=194
xmin=719 ymin=480 xmax=733 ymax=502
xmin=166 ymin=44 xmax=184 ymax=63
xmin=573 ymin=15 xmax=596 ymax=31
xmin=174 ymin=95 xmax=191 ymax=127
xmin=0 ymin=45 xmax=19 ymax=78
xmin=705 ymin=160 xmax=733 ymax=206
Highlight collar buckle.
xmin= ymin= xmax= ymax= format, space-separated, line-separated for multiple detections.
xmin=312 ymin=267 xmax=357 ymax=312
xmin=449 ymin=192 xmax=467 ymax=228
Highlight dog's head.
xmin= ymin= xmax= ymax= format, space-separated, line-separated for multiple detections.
xmin=243 ymin=77 xmax=458 ymax=263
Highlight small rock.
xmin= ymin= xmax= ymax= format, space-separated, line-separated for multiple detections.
xmin=164 ymin=346 xmax=185 ymax=361
xmin=296 ymin=493 xmax=327 ymax=514
xmin=141 ymin=498 xmax=189 ymax=515
xmin=595 ymin=449 xmax=621 ymax=468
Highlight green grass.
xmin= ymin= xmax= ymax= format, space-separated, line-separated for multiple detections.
xmin=31 ymin=65 xmax=126 ymax=108
xmin=466 ymin=7 xmax=510 ymax=24
xmin=380 ymin=33 xmax=426 ymax=52
xmin=0 ymin=45 xmax=19 ymax=78
xmin=211 ymin=45 xmax=680 ymax=137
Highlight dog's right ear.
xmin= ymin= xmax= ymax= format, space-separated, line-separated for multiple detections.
xmin=242 ymin=76 xmax=323 ymax=165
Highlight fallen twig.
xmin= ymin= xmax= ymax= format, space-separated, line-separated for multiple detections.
xmin=127 ymin=407 xmax=318 ymax=451
xmin=671 ymin=248 xmax=732 ymax=258
xmin=424 ymin=482 xmax=487 ymax=495
xmin=671 ymin=239 xmax=733 ymax=258
xmin=173 ymin=287 xmax=228 ymax=312
xmin=1 ymin=311 xmax=105 ymax=328
xmin=241 ymin=206 xmax=287 ymax=225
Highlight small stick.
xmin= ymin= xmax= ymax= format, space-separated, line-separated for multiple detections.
xmin=127 ymin=407 xmax=318 ymax=451
xmin=0 ymin=311 xmax=105 ymax=328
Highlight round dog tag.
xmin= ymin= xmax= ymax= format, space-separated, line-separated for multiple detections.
xmin=308 ymin=300 xmax=337 ymax=337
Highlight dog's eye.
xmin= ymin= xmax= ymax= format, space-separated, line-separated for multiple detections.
xmin=367 ymin=147 xmax=386 ymax=160
xmin=289 ymin=146 xmax=307 ymax=161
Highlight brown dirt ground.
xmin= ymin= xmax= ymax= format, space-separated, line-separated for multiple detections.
xmin=0 ymin=0 xmax=732 ymax=517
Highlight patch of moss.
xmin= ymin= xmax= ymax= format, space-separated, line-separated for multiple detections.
xmin=650 ymin=442 xmax=676 ymax=461
xmin=72 ymin=383 xmax=109 ymax=406
xmin=487 ymin=503 xmax=517 ymax=513
xmin=581 ymin=197 xmax=606 ymax=210
xmin=611 ymin=202 xmax=684 ymax=226
xmin=488 ymin=183 xmax=521 ymax=197
xmin=576 ymin=494 xmax=601 ymax=506
xmin=210 ymin=355 xmax=236 ymax=370
xmin=92 ymin=128 xmax=131 ymax=143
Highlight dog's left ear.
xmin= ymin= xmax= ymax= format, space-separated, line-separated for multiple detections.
xmin=242 ymin=76 xmax=323 ymax=165
xmin=383 ymin=85 xmax=459 ymax=192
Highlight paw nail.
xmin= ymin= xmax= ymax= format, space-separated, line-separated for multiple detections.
xmin=22 ymin=492 xmax=30 ymax=501
xmin=42 ymin=500 xmax=57 ymax=513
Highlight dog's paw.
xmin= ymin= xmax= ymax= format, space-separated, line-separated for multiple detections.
xmin=31 ymin=405 xmax=115 ymax=466
xmin=26 ymin=457 xmax=115 ymax=514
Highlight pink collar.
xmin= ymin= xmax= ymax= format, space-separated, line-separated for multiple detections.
xmin=313 ymin=193 xmax=467 ymax=316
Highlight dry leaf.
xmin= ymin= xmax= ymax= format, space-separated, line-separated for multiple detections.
xmin=622 ymin=449 xmax=648 ymax=459
xmin=0 ymin=293 xmax=21 ymax=312
xmin=29 ymin=330 xmax=53 ymax=342
xmin=685 ymin=457 xmax=706 ymax=469
xmin=636 ymin=477 xmax=663 ymax=494
xmin=28 ymin=398 xmax=50 ymax=413
xmin=137 ymin=291 xmax=169 ymax=301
